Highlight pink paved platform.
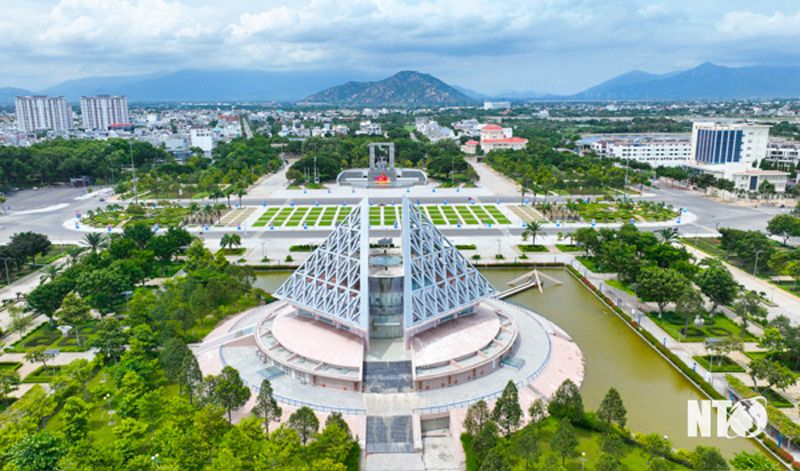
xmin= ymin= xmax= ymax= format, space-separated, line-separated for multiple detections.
xmin=411 ymin=307 xmax=500 ymax=367
xmin=272 ymin=311 xmax=364 ymax=369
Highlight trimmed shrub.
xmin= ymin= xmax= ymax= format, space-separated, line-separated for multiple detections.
xmin=0 ymin=362 xmax=23 ymax=371
xmin=679 ymin=327 xmax=704 ymax=338
xmin=706 ymin=327 xmax=732 ymax=337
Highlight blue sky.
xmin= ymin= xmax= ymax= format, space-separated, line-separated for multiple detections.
xmin=2 ymin=0 xmax=799 ymax=94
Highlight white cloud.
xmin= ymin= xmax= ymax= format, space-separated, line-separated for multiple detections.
xmin=716 ymin=10 xmax=800 ymax=36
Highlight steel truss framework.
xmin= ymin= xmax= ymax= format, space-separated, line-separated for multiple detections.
xmin=402 ymin=197 xmax=496 ymax=329
xmin=273 ymin=199 xmax=370 ymax=332
xmin=274 ymin=197 xmax=496 ymax=337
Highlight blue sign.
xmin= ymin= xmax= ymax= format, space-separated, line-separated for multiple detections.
xmin=263 ymin=201 xmax=266 ymax=207
xmin=591 ymin=219 xmax=596 ymax=226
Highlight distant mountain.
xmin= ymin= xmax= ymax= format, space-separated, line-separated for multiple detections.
xmin=42 ymin=72 xmax=169 ymax=101
xmin=571 ymin=63 xmax=800 ymax=100
xmin=452 ymin=85 xmax=489 ymax=100
xmin=0 ymin=87 xmax=33 ymax=103
xmin=302 ymin=71 xmax=478 ymax=106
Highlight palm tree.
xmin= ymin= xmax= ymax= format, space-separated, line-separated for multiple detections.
xmin=39 ymin=264 xmax=61 ymax=282
xmin=234 ymin=184 xmax=247 ymax=207
xmin=211 ymin=188 xmax=225 ymax=205
xmin=220 ymin=234 xmax=232 ymax=250
xmin=220 ymin=233 xmax=241 ymax=251
xmin=202 ymin=204 xmax=215 ymax=224
xmin=82 ymin=232 xmax=107 ymax=253
xmin=521 ymin=220 xmax=545 ymax=247
xmin=65 ymin=246 xmax=85 ymax=265
xmin=656 ymin=227 xmax=680 ymax=244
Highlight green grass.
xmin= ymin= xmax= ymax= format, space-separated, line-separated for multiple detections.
xmin=604 ymin=279 xmax=636 ymax=296
xmin=575 ymin=256 xmax=614 ymax=273
xmin=517 ymin=244 xmax=548 ymax=252
xmin=756 ymin=387 xmax=794 ymax=408
xmin=647 ymin=312 xmax=757 ymax=342
xmin=679 ymin=238 xmax=726 ymax=257
xmin=8 ymin=322 xmax=100 ymax=353
xmin=555 ymin=244 xmax=584 ymax=252
xmin=692 ymin=355 xmax=746 ymax=373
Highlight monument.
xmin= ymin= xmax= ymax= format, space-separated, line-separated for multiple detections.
xmin=336 ymin=143 xmax=427 ymax=188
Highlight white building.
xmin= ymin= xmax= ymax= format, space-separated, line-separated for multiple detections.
xmin=190 ymin=127 xmax=214 ymax=155
xmin=15 ymin=96 xmax=72 ymax=133
xmin=687 ymin=121 xmax=788 ymax=192
xmin=355 ymin=121 xmax=381 ymax=136
xmin=765 ymin=140 xmax=800 ymax=169
xmin=484 ymin=101 xmax=511 ymax=110
xmin=479 ymin=124 xmax=527 ymax=152
xmin=590 ymin=137 xmax=691 ymax=167
xmin=80 ymin=95 xmax=129 ymax=130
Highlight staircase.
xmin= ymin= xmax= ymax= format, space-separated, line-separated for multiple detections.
xmin=366 ymin=415 xmax=415 ymax=454
xmin=363 ymin=361 xmax=413 ymax=393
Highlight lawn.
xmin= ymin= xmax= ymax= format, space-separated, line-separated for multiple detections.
xmin=485 ymin=206 xmax=511 ymax=224
xmin=679 ymin=238 xmax=726 ymax=257
xmin=647 ymin=312 xmax=757 ymax=342
xmin=692 ymin=355 xmax=745 ymax=373
xmin=575 ymin=256 xmax=614 ymax=274
xmin=555 ymin=244 xmax=584 ymax=252
xmin=604 ymin=279 xmax=636 ymax=297
xmin=756 ymin=387 xmax=793 ymax=408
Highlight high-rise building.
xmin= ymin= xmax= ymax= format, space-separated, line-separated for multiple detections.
xmin=14 ymin=96 xmax=72 ymax=133
xmin=80 ymin=95 xmax=129 ymax=130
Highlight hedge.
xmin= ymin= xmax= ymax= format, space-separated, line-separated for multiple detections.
xmin=22 ymin=365 xmax=63 ymax=383
xmin=0 ymin=362 xmax=23 ymax=371
xmin=455 ymin=244 xmax=476 ymax=250
xmin=517 ymin=244 xmax=548 ymax=252
xmin=763 ymin=437 xmax=794 ymax=463
xmin=289 ymin=244 xmax=319 ymax=252
xmin=565 ymin=265 xmax=725 ymax=400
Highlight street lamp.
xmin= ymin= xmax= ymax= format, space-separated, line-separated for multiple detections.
xmin=130 ymin=139 xmax=138 ymax=204
xmin=122 ymin=290 xmax=133 ymax=311
xmin=261 ymin=242 xmax=266 ymax=261
xmin=0 ymin=257 xmax=11 ymax=286
xmin=753 ymin=249 xmax=764 ymax=277
xmin=580 ymin=452 xmax=587 ymax=471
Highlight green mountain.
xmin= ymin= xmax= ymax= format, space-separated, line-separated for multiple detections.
xmin=301 ymin=71 xmax=478 ymax=106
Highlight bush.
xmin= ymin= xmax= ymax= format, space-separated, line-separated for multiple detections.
xmin=679 ymin=327 xmax=704 ymax=338
xmin=791 ymin=461 xmax=800 ymax=470
xmin=0 ymin=362 xmax=23 ymax=371
xmin=706 ymin=327 xmax=732 ymax=337
xmin=472 ymin=255 xmax=480 ymax=260
xmin=519 ymin=254 xmax=528 ymax=259
xmin=285 ymin=255 xmax=293 ymax=262
xmin=495 ymin=254 xmax=504 ymax=260
xmin=455 ymin=244 xmax=476 ymax=250
xmin=763 ymin=437 xmax=794 ymax=462
xmin=289 ymin=244 xmax=318 ymax=252
xmin=24 ymin=335 xmax=60 ymax=348
xmin=22 ymin=365 xmax=63 ymax=383
xmin=517 ymin=244 xmax=548 ymax=252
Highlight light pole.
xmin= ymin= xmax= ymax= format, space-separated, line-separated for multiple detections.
xmin=0 ymin=257 xmax=10 ymax=286
xmin=130 ymin=139 xmax=138 ymax=204
xmin=580 ymin=452 xmax=587 ymax=471
xmin=261 ymin=242 xmax=266 ymax=261
xmin=623 ymin=158 xmax=629 ymax=204
xmin=122 ymin=290 xmax=133 ymax=311
xmin=753 ymin=249 xmax=764 ymax=277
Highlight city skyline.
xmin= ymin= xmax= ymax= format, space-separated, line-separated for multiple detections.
xmin=2 ymin=0 xmax=800 ymax=95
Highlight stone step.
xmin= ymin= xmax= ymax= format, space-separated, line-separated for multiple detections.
xmin=366 ymin=415 xmax=414 ymax=454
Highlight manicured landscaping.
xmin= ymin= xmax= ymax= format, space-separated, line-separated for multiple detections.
xmin=7 ymin=321 xmax=101 ymax=353
xmin=217 ymin=248 xmax=246 ymax=256
xmin=604 ymin=279 xmax=636 ymax=297
xmin=647 ymin=312 xmax=756 ymax=342
xmin=22 ymin=365 xmax=64 ymax=383
xmin=692 ymin=354 xmax=745 ymax=373
xmin=555 ymin=244 xmax=583 ymax=252
xmin=517 ymin=244 xmax=548 ymax=252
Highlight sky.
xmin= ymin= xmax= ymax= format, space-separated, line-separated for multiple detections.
xmin=2 ymin=0 xmax=800 ymax=95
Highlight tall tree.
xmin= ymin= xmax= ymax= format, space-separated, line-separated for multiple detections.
xmin=254 ymin=379 xmax=283 ymax=430
xmin=206 ymin=366 xmax=252 ymax=426
xmin=551 ymin=418 xmax=579 ymax=466
xmin=178 ymin=353 xmax=203 ymax=405
xmin=287 ymin=406 xmax=319 ymax=445
xmin=766 ymin=214 xmax=800 ymax=245
xmin=161 ymin=337 xmax=190 ymax=389
xmin=82 ymin=232 xmax=107 ymax=253
xmin=732 ymin=290 xmax=768 ymax=338
xmin=7 ymin=431 xmax=65 ymax=471
xmin=528 ymin=399 xmax=546 ymax=439
xmin=635 ymin=433 xmax=671 ymax=466
xmin=690 ymin=446 xmax=729 ymax=471
xmin=514 ymin=425 xmax=540 ymax=470
xmin=8 ymin=306 xmax=34 ymax=339
xmin=464 ymin=400 xmax=491 ymax=436
xmin=696 ymin=262 xmax=739 ymax=314
xmin=62 ymin=397 xmax=90 ymax=442
xmin=92 ymin=317 xmax=128 ymax=365
xmin=491 ymin=381 xmax=522 ymax=438
xmin=674 ymin=286 xmax=705 ymax=336
xmin=472 ymin=421 xmax=499 ymax=467
xmin=10 ymin=231 xmax=51 ymax=265
xmin=0 ymin=369 xmax=20 ymax=405
xmin=57 ymin=293 xmax=92 ymax=326
xmin=547 ymin=379 xmax=584 ymax=423
xmin=521 ymin=221 xmax=545 ymax=247
xmin=638 ymin=266 xmax=689 ymax=316
xmin=597 ymin=387 xmax=627 ymax=436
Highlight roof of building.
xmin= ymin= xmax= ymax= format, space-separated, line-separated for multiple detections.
xmin=482 ymin=124 xmax=502 ymax=131
xmin=733 ymin=170 xmax=790 ymax=176
xmin=482 ymin=137 xmax=528 ymax=144
xmin=465 ymin=140 xmax=479 ymax=145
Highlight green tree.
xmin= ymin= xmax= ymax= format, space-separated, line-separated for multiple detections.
xmin=491 ymin=380 xmax=522 ymax=437
xmin=528 ymin=399 xmax=546 ymax=438
xmin=204 ymin=366 xmax=252 ymax=426
xmin=178 ymin=353 xmax=203 ymax=405
xmin=472 ymin=421 xmax=499 ymax=466
xmin=117 ymin=371 xmax=146 ymax=418
xmin=595 ymin=453 xmax=621 ymax=471
xmin=766 ymin=214 xmax=800 ymax=245
xmin=7 ymin=431 xmax=65 ymax=471
xmin=638 ymin=266 xmax=689 ymax=316
xmin=478 ymin=445 xmax=508 ymax=471
xmin=57 ymin=292 xmax=92 ymax=325
xmin=750 ymin=358 xmax=796 ymax=390
xmin=547 ymin=379 xmax=584 ymax=423
xmin=0 ymin=369 xmax=21 ymax=405
xmin=730 ymin=450 xmax=779 ymax=471
xmin=82 ymin=232 xmax=107 ymax=253
xmin=26 ymin=277 xmax=74 ymax=322
xmin=287 ymin=406 xmax=320 ymax=445
xmin=122 ymin=222 xmax=154 ymax=250
xmin=62 ymin=397 xmax=90 ymax=442
xmin=325 ymin=411 xmax=352 ymax=439
xmin=597 ymin=387 xmax=627 ymax=436
xmin=24 ymin=345 xmax=51 ymax=374
xmin=10 ymin=231 xmax=51 ymax=265
xmin=635 ymin=433 xmax=671 ymax=465
xmin=690 ymin=445 xmax=729 ymax=471
xmin=674 ymin=286 xmax=705 ymax=337
xmin=161 ymin=337 xmax=190 ymax=388
xmin=254 ymin=378 xmax=282 ymax=430
xmin=515 ymin=425 xmax=540 ymax=470
xmin=92 ymin=317 xmax=127 ymax=365
xmin=9 ymin=306 xmax=34 ymax=338
xmin=521 ymin=221 xmax=545 ymax=247
xmin=696 ymin=262 xmax=740 ymax=314
xmin=551 ymin=417 xmax=579 ymax=466
xmin=655 ymin=227 xmax=680 ymax=243
xmin=307 ymin=421 xmax=353 ymax=465
xmin=732 ymin=290 xmax=767 ymax=338
xmin=464 ymin=400 xmax=491 ymax=436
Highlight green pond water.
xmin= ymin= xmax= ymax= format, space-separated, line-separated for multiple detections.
xmin=254 ymin=268 xmax=758 ymax=458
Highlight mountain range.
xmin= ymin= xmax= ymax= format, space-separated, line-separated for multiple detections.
xmin=300 ymin=71 xmax=477 ymax=106
xmin=2 ymin=63 xmax=800 ymax=104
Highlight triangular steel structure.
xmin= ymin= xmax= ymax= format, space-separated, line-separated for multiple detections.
xmin=402 ymin=197 xmax=496 ymax=332
xmin=274 ymin=199 xmax=370 ymax=334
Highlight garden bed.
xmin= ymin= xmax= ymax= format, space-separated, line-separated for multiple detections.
xmin=218 ymin=248 xmax=246 ymax=256
xmin=516 ymin=244 xmax=548 ymax=252
xmin=756 ymin=387 xmax=794 ymax=408
xmin=22 ymin=365 xmax=64 ymax=383
xmin=647 ymin=311 xmax=756 ymax=342
xmin=692 ymin=355 xmax=745 ymax=373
